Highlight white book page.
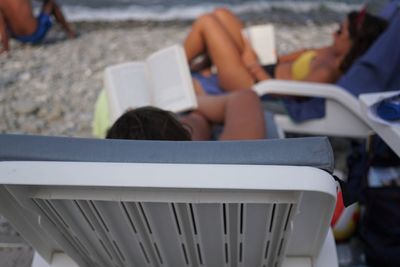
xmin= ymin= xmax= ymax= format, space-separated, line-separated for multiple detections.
xmin=146 ymin=45 xmax=197 ymax=112
xmin=243 ymin=24 xmax=276 ymax=65
xmin=104 ymin=62 xmax=151 ymax=122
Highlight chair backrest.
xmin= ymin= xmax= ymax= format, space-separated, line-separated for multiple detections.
xmin=0 ymin=135 xmax=337 ymax=267
xmin=379 ymin=0 xmax=400 ymax=19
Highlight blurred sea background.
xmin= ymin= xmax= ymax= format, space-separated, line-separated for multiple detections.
xmin=49 ymin=0 xmax=385 ymax=23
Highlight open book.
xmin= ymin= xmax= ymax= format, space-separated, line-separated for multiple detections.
xmin=104 ymin=45 xmax=197 ymax=122
xmin=242 ymin=24 xmax=277 ymax=65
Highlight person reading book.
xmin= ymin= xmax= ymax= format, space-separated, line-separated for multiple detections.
xmin=185 ymin=7 xmax=388 ymax=95
xmin=106 ymin=90 xmax=265 ymax=141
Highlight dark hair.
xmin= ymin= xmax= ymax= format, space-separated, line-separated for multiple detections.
xmin=340 ymin=11 xmax=388 ymax=73
xmin=106 ymin=106 xmax=192 ymax=141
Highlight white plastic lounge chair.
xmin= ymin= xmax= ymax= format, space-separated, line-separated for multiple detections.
xmin=0 ymin=134 xmax=337 ymax=267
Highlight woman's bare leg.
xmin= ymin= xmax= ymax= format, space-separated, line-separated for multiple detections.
xmin=184 ymin=13 xmax=254 ymax=91
xmin=186 ymin=8 xmax=243 ymax=74
xmin=185 ymin=8 xmax=246 ymax=61
xmin=212 ymin=8 xmax=246 ymax=52
xmin=213 ymin=8 xmax=272 ymax=81
xmin=183 ymin=91 xmax=266 ymax=140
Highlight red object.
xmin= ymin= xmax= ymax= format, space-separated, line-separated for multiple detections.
xmin=331 ymin=191 xmax=344 ymax=226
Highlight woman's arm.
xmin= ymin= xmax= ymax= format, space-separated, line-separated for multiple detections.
xmin=182 ymin=91 xmax=266 ymax=140
xmin=241 ymin=37 xmax=271 ymax=81
xmin=246 ymin=63 xmax=271 ymax=81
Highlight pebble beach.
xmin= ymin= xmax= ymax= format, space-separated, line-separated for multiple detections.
xmin=0 ymin=20 xmax=336 ymax=266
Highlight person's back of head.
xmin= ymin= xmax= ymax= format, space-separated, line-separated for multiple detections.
xmin=106 ymin=106 xmax=192 ymax=141
xmin=341 ymin=10 xmax=388 ymax=72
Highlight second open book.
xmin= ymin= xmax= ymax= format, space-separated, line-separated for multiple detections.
xmin=104 ymin=45 xmax=197 ymax=122
xmin=242 ymin=24 xmax=276 ymax=66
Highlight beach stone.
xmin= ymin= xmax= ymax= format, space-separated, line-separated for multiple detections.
xmin=11 ymin=100 xmax=38 ymax=115
xmin=0 ymin=77 xmax=16 ymax=89
xmin=19 ymin=72 xmax=32 ymax=81
xmin=0 ymin=246 xmax=33 ymax=267
xmin=45 ymin=105 xmax=63 ymax=122
xmin=0 ymin=105 xmax=5 ymax=117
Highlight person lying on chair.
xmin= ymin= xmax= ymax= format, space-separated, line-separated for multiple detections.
xmin=0 ymin=0 xmax=76 ymax=54
xmin=185 ymin=7 xmax=388 ymax=95
xmin=106 ymin=91 xmax=266 ymax=141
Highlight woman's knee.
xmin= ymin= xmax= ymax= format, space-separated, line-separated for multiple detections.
xmin=213 ymin=7 xmax=234 ymax=19
xmin=194 ymin=13 xmax=219 ymax=30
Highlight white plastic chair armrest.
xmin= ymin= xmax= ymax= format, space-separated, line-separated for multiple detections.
xmin=253 ymin=80 xmax=362 ymax=117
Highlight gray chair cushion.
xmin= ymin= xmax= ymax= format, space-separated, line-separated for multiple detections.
xmin=0 ymin=134 xmax=334 ymax=173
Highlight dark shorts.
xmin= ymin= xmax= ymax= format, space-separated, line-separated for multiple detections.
xmin=191 ymin=72 xmax=225 ymax=95
xmin=12 ymin=13 xmax=52 ymax=44
xmin=192 ymin=64 xmax=276 ymax=95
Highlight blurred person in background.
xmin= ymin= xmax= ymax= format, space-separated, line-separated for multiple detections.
xmin=0 ymin=0 xmax=76 ymax=54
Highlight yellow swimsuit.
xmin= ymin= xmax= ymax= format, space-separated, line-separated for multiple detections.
xmin=291 ymin=50 xmax=317 ymax=80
